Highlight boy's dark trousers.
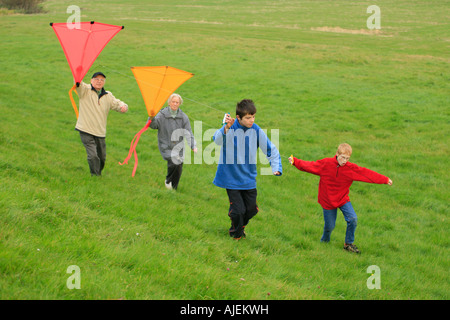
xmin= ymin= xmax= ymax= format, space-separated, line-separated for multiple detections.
xmin=79 ymin=131 xmax=106 ymax=176
xmin=166 ymin=159 xmax=183 ymax=190
xmin=226 ymin=189 xmax=259 ymax=238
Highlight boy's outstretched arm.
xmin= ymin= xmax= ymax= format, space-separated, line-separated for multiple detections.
xmin=289 ymin=155 xmax=323 ymax=176
xmin=350 ymin=164 xmax=392 ymax=185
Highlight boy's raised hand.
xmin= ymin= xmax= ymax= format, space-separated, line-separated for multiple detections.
xmin=224 ymin=114 xmax=235 ymax=134
xmin=288 ymin=155 xmax=294 ymax=165
xmin=225 ymin=114 xmax=235 ymax=128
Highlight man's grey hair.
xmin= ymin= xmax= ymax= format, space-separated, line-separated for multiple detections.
xmin=168 ymin=93 xmax=183 ymax=105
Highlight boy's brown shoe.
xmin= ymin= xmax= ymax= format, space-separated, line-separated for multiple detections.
xmin=344 ymin=243 xmax=361 ymax=254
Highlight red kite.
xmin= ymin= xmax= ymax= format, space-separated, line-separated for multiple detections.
xmin=120 ymin=66 xmax=194 ymax=177
xmin=50 ymin=21 xmax=124 ymax=118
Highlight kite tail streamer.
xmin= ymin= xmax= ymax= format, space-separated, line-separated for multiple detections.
xmin=119 ymin=120 xmax=152 ymax=177
xmin=69 ymin=84 xmax=79 ymax=118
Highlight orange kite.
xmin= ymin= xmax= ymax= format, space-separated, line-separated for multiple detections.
xmin=120 ymin=66 xmax=194 ymax=177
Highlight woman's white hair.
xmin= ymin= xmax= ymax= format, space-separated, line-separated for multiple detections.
xmin=168 ymin=93 xmax=183 ymax=105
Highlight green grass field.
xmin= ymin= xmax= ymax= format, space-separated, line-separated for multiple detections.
xmin=0 ymin=0 xmax=448 ymax=300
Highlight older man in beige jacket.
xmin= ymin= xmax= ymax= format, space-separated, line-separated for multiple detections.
xmin=76 ymin=72 xmax=128 ymax=176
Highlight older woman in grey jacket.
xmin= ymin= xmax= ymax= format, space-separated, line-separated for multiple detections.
xmin=149 ymin=93 xmax=197 ymax=190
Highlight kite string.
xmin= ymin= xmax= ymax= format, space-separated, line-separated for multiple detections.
xmin=99 ymin=65 xmax=291 ymax=160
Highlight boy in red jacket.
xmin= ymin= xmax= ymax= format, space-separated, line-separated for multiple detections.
xmin=288 ymin=143 xmax=392 ymax=253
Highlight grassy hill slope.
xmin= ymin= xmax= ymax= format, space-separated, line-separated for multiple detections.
xmin=0 ymin=0 xmax=448 ymax=299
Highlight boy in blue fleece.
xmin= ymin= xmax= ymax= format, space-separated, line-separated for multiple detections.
xmin=213 ymin=99 xmax=282 ymax=240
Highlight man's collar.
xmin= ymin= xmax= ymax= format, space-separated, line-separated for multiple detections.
xmin=90 ymin=84 xmax=107 ymax=96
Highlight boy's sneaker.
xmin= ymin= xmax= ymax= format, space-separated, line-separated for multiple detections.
xmin=230 ymin=225 xmax=247 ymax=239
xmin=164 ymin=180 xmax=172 ymax=190
xmin=344 ymin=243 xmax=361 ymax=254
xmin=233 ymin=233 xmax=246 ymax=241
xmin=233 ymin=230 xmax=246 ymax=241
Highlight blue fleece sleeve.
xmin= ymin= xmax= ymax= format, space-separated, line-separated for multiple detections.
xmin=213 ymin=125 xmax=226 ymax=145
xmin=258 ymin=129 xmax=283 ymax=175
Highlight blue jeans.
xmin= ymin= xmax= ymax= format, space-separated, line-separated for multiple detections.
xmin=321 ymin=201 xmax=357 ymax=244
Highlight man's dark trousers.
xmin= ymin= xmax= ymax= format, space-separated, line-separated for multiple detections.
xmin=79 ymin=131 xmax=106 ymax=176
